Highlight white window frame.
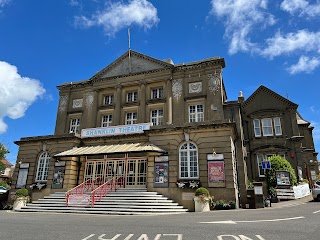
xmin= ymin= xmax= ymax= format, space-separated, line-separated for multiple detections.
xmin=125 ymin=112 xmax=137 ymax=125
xmin=273 ymin=117 xmax=282 ymax=136
xmin=150 ymin=109 xmax=163 ymax=126
xmin=126 ymin=91 xmax=138 ymax=102
xmin=151 ymin=87 xmax=163 ymax=99
xmin=103 ymin=95 xmax=114 ymax=105
xmin=253 ymin=119 xmax=261 ymax=137
xmin=36 ymin=152 xmax=51 ymax=182
xmin=261 ymin=118 xmax=273 ymax=136
xmin=188 ymin=104 xmax=204 ymax=122
xmin=69 ymin=118 xmax=80 ymax=133
xmin=179 ymin=142 xmax=199 ymax=179
xmin=101 ymin=114 xmax=112 ymax=127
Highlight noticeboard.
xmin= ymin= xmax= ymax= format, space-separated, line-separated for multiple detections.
xmin=276 ymin=170 xmax=291 ymax=186
xmin=154 ymin=162 xmax=169 ymax=187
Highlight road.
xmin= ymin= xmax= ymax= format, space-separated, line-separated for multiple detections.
xmin=0 ymin=198 xmax=319 ymax=240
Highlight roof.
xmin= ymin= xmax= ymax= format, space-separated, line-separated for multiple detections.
xmin=296 ymin=112 xmax=310 ymax=125
xmin=0 ymin=159 xmax=13 ymax=167
xmin=54 ymin=142 xmax=166 ymax=157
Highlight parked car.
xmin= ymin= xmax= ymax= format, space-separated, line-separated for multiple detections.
xmin=312 ymin=180 xmax=320 ymax=201
xmin=0 ymin=186 xmax=8 ymax=194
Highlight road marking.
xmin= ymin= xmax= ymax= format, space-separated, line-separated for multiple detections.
xmin=81 ymin=234 xmax=183 ymax=240
xmin=200 ymin=216 xmax=305 ymax=224
xmin=313 ymin=210 xmax=320 ymax=213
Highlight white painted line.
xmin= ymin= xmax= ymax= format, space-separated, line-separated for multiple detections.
xmin=200 ymin=216 xmax=305 ymax=224
xmin=313 ymin=210 xmax=320 ymax=214
xmin=200 ymin=220 xmax=236 ymax=224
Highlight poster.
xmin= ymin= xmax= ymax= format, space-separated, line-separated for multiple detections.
xmin=276 ymin=170 xmax=291 ymax=186
xmin=154 ymin=162 xmax=169 ymax=187
xmin=16 ymin=168 xmax=28 ymax=189
xmin=208 ymin=161 xmax=225 ymax=187
xmin=52 ymin=161 xmax=66 ymax=189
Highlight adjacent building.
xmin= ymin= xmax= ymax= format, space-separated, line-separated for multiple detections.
xmin=10 ymin=50 xmax=318 ymax=210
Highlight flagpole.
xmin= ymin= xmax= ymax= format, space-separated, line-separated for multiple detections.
xmin=128 ymin=27 xmax=131 ymax=73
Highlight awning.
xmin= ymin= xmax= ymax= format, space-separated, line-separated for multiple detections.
xmin=54 ymin=142 xmax=166 ymax=157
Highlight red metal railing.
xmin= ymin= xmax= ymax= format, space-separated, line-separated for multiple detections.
xmin=90 ymin=176 xmax=124 ymax=207
xmin=66 ymin=177 xmax=103 ymax=206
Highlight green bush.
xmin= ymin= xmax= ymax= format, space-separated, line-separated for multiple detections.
xmin=195 ymin=187 xmax=210 ymax=197
xmin=266 ymin=155 xmax=297 ymax=189
xmin=0 ymin=180 xmax=9 ymax=189
xmin=15 ymin=188 xmax=29 ymax=197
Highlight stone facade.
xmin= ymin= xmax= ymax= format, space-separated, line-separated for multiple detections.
xmin=10 ymin=50 xmax=318 ymax=210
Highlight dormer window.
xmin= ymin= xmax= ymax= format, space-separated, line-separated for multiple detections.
xmin=103 ymin=95 xmax=114 ymax=105
xmin=151 ymin=87 xmax=163 ymax=99
xmin=126 ymin=91 xmax=138 ymax=102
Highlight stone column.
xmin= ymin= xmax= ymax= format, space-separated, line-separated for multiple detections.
xmin=114 ymin=84 xmax=122 ymax=125
xmin=166 ymin=79 xmax=173 ymax=124
xmin=139 ymin=80 xmax=146 ymax=123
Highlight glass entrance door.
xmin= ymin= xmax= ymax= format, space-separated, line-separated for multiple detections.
xmin=126 ymin=159 xmax=147 ymax=187
xmin=84 ymin=161 xmax=105 ymax=185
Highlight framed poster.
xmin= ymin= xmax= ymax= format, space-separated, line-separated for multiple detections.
xmin=276 ymin=170 xmax=291 ymax=186
xmin=52 ymin=161 xmax=66 ymax=189
xmin=154 ymin=162 xmax=169 ymax=187
xmin=16 ymin=164 xmax=29 ymax=189
xmin=208 ymin=161 xmax=225 ymax=187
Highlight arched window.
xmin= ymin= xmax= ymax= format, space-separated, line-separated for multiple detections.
xmin=36 ymin=152 xmax=51 ymax=182
xmin=179 ymin=142 xmax=199 ymax=179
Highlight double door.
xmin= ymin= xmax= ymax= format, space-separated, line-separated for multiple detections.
xmin=84 ymin=159 xmax=147 ymax=188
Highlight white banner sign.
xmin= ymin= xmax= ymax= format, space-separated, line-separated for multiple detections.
xmin=81 ymin=123 xmax=152 ymax=138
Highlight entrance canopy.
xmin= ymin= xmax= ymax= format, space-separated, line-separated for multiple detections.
xmin=54 ymin=142 xmax=166 ymax=157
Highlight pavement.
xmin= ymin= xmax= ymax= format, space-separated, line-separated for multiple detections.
xmin=267 ymin=194 xmax=313 ymax=208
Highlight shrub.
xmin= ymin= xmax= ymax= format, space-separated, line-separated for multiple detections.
xmin=266 ymin=155 xmax=297 ymax=189
xmin=195 ymin=187 xmax=210 ymax=197
xmin=0 ymin=180 xmax=9 ymax=189
xmin=15 ymin=188 xmax=29 ymax=197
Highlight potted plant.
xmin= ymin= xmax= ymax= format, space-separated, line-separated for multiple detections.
xmin=12 ymin=188 xmax=30 ymax=210
xmin=194 ymin=187 xmax=213 ymax=212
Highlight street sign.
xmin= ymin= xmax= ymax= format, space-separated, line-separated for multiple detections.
xmin=262 ymin=161 xmax=271 ymax=169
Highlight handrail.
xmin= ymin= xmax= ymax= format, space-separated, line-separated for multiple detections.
xmin=66 ymin=177 xmax=103 ymax=206
xmin=90 ymin=176 xmax=124 ymax=207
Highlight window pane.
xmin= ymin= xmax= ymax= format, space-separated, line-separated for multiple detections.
xmin=273 ymin=117 xmax=282 ymax=136
xmin=179 ymin=142 xmax=198 ymax=178
xmin=261 ymin=118 xmax=273 ymax=136
xmin=253 ymin=119 xmax=261 ymax=137
xmin=36 ymin=152 xmax=51 ymax=182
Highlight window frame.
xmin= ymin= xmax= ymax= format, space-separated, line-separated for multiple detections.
xmin=188 ymin=104 xmax=204 ymax=123
xmin=126 ymin=91 xmax=138 ymax=103
xmin=69 ymin=118 xmax=80 ymax=134
xmin=35 ymin=152 xmax=51 ymax=182
xmin=151 ymin=87 xmax=164 ymax=99
xmin=150 ymin=109 xmax=164 ymax=126
xmin=253 ymin=119 xmax=262 ymax=137
xmin=261 ymin=118 xmax=273 ymax=136
xmin=103 ymin=94 xmax=114 ymax=105
xmin=101 ymin=114 xmax=113 ymax=127
xmin=273 ymin=117 xmax=282 ymax=136
xmin=179 ymin=142 xmax=199 ymax=179
xmin=125 ymin=112 xmax=137 ymax=125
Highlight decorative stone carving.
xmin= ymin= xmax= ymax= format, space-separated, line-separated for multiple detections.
xmin=85 ymin=92 xmax=94 ymax=109
xmin=172 ymin=79 xmax=183 ymax=100
xmin=208 ymin=74 xmax=220 ymax=94
xmin=72 ymin=99 xmax=83 ymax=108
xmin=189 ymin=82 xmax=202 ymax=93
xmin=58 ymin=95 xmax=68 ymax=113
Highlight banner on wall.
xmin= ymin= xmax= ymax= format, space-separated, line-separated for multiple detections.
xmin=154 ymin=162 xmax=169 ymax=187
xmin=208 ymin=161 xmax=225 ymax=187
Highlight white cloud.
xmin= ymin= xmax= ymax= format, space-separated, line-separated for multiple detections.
xmin=74 ymin=0 xmax=159 ymax=36
xmin=287 ymin=56 xmax=320 ymax=74
xmin=0 ymin=61 xmax=46 ymax=134
xmin=209 ymin=0 xmax=276 ymax=54
xmin=310 ymin=106 xmax=320 ymax=114
xmin=311 ymin=121 xmax=320 ymax=143
xmin=0 ymin=0 xmax=10 ymax=8
xmin=261 ymin=30 xmax=320 ymax=58
xmin=280 ymin=0 xmax=320 ymax=17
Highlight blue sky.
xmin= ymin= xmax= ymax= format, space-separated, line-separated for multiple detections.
xmin=0 ymin=0 xmax=320 ymax=164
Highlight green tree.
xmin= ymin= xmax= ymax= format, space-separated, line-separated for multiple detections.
xmin=0 ymin=143 xmax=9 ymax=172
xmin=0 ymin=161 xmax=5 ymax=172
xmin=266 ymin=155 xmax=297 ymax=190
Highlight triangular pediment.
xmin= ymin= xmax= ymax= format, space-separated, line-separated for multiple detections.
xmin=242 ymin=85 xmax=298 ymax=114
xmin=90 ymin=50 xmax=173 ymax=80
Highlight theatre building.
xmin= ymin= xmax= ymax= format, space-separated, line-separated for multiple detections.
xmin=11 ymin=50 xmax=251 ymax=210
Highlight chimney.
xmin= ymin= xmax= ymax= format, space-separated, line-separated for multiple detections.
xmin=238 ymin=91 xmax=244 ymax=103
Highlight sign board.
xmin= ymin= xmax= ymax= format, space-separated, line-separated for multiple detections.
xmin=81 ymin=123 xmax=152 ymax=138
xmin=261 ymin=161 xmax=271 ymax=169
xmin=154 ymin=162 xmax=169 ymax=187
xmin=208 ymin=161 xmax=225 ymax=187
xmin=182 ymin=192 xmax=195 ymax=201
xmin=254 ymin=186 xmax=263 ymax=195
xmin=155 ymin=156 xmax=169 ymax=162
xmin=207 ymin=153 xmax=224 ymax=161
xmin=276 ymin=170 xmax=291 ymax=186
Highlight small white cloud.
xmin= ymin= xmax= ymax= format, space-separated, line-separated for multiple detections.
xmin=287 ymin=56 xmax=320 ymax=74
xmin=280 ymin=0 xmax=320 ymax=17
xmin=261 ymin=30 xmax=320 ymax=59
xmin=74 ymin=0 xmax=159 ymax=36
xmin=310 ymin=106 xmax=320 ymax=114
xmin=209 ymin=0 xmax=275 ymax=55
xmin=310 ymin=121 xmax=320 ymax=142
xmin=0 ymin=0 xmax=10 ymax=8
xmin=0 ymin=61 xmax=46 ymax=134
